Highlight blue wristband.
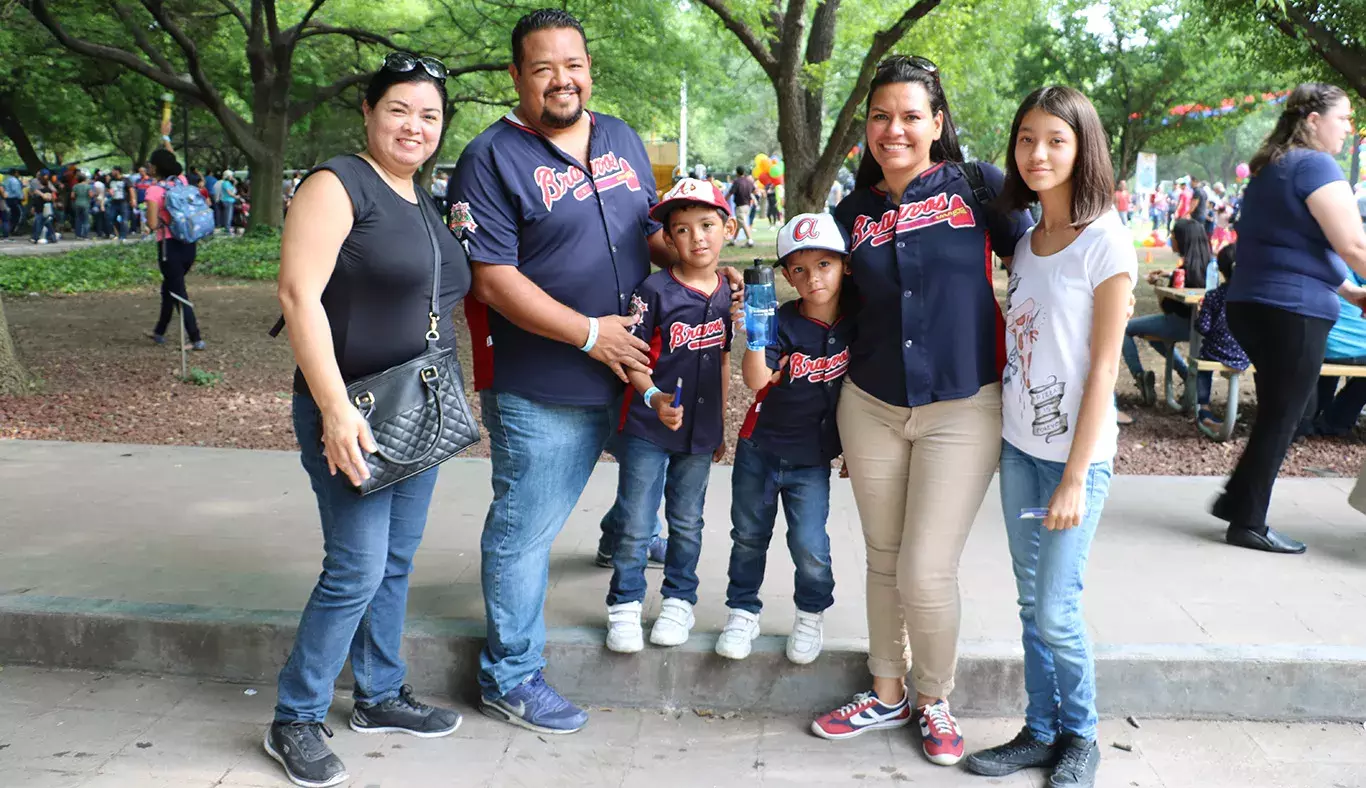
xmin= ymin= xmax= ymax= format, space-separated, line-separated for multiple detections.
xmin=643 ymin=386 xmax=663 ymax=409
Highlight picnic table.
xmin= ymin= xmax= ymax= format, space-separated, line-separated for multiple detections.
xmin=1150 ymin=285 xmax=1204 ymax=413
xmin=1150 ymin=284 xmax=1366 ymax=441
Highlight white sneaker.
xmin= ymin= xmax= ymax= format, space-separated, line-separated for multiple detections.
xmin=649 ymin=598 xmax=694 ymax=646
xmin=786 ymin=610 xmax=824 ymax=665
xmin=606 ymin=601 xmax=644 ymax=653
xmin=715 ymin=608 xmax=761 ymax=660
xmin=36 ymin=238 xmax=47 ymax=244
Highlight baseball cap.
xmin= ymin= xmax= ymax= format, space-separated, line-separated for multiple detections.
xmin=649 ymin=177 xmax=730 ymax=223
xmin=777 ymin=213 xmax=848 ymax=262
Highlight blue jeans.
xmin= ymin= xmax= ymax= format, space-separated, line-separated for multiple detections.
xmin=219 ymin=201 xmax=235 ymax=230
xmin=479 ymin=389 xmax=617 ymax=698
xmin=606 ymin=433 xmax=712 ymax=606
xmin=725 ymin=438 xmax=834 ymax=614
xmin=31 ymin=210 xmax=55 ymax=242
xmin=74 ymin=206 xmax=89 ymax=239
xmin=999 ymin=440 xmax=1113 ymax=743
xmin=4 ymin=198 xmax=20 ymax=235
xmin=110 ymin=200 xmax=128 ymax=240
xmin=597 ymin=428 xmax=663 ymax=555
xmin=1122 ymin=312 xmax=1188 ymax=379
xmin=274 ymin=394 xmax=440 ymax=722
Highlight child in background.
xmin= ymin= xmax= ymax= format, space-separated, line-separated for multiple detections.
xmin=717 ymin=213 xmax=853 ymax=665
xmin=1194 ymin=244 xmax=1249 ymax=435
xmin=1209 ymin=204 xmax=1237 ymax=253
xmin=605 ymin=178 xmax=735 ymax=654
xmin=964 ymin=86 xmax=1135 ymax=788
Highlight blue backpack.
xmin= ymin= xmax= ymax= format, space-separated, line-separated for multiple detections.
xmin=160 ymin=178 xmax=215 ymax=243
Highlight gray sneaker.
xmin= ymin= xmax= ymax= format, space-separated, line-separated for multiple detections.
xmin=965 ymin=726 xmax=1060 ymax=776
xmin=1049 ymin=735 xmax=1100 ymax=788
xmin=263 ymin=721 xmax=348 ymax=788
xmin=350 ymin=684 xmax=461 ymax=737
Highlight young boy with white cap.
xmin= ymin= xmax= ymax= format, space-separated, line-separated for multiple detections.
xmin=717 ymin=212 xmax=854 ymax=664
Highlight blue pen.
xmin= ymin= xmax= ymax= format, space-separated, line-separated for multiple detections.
xmin=672 ymin=377 xmax=683 ymax=408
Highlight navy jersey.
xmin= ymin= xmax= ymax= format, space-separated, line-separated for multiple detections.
xmin=452 ymin=112 xmax=661 ymax=407
xmin=621 ymin=269 xmax=733 ymax=454
xmin=739 ymin=300 xmax=852 ymax=466
xmin=833 ymin=161 xmax=1032 ymax=407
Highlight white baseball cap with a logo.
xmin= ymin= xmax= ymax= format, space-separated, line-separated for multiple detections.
xmin=777 ymin=212 xmax=849 ymax=262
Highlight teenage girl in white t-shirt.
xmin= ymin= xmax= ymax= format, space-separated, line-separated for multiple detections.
xmin=962 ymin=86 xmax=1135 ymax=788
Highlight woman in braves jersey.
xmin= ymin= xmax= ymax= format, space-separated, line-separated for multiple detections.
xmin=808 ymin=56 xmax=1033 ymax=767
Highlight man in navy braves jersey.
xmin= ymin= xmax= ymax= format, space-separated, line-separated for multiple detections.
xmin=604 ymin=178 xmax=734 ymax=655
xmin=452 ymin=11 xmax=740 ymax=734
xmin=718 ymin=212 xmax=853 ymax=666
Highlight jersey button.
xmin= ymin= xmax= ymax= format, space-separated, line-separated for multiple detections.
xmin=896 ymin=242 xmax=905 ymax=249
xmin=904 ymin=339 xmax=913 ymax=349
xmin=828 ymin=337 xmax=836 ymax=345
xmin=903 ymin=290 xmax=913 ymax=298
xmin=697 ymin=397 xmax=705 ymax=404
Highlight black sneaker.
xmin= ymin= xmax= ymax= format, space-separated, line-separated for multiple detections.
xmin=964 ymin=726 xmax=1060 ymax=777
xmin=349 ymin=684 xmax=462 ymax=737
xmin=1049 ymin=735 xmax=1100 ymax=787
xmin=263 ymin=721 xmax=348 ymax=788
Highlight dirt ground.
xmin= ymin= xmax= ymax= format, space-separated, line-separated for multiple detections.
xmin=2 ymin=264 xmax=1364 ymax=477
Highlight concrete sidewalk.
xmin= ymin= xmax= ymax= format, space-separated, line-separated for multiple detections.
xmin=1 ymin=439 xmax=1364 ymax=720
xmin=3 ymin=667 xmax=1366 ymax=788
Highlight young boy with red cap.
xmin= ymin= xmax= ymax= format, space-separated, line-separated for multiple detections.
xmin=605 ymin=178 xmax=737 ymax=653
xmin=716 ymin=212 xmax=854 ymax=665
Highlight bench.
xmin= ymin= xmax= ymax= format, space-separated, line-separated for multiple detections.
xmin=1193 ymin=360 xmax=1366 ymax=441
xmin=1134 ymin=334 xmax=1193 ymax=413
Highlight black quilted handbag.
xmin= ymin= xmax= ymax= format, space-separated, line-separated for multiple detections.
xmin=344 ymin=197 xmax=479 ymax=495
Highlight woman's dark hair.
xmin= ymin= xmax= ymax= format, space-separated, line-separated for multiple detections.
xmin=363 ymin=57 xmax=448 ymax=114
xmin=148 ymin=148 xmax=182 ymax=178
xmin=854 ymin=56 xmax=963 ymax=190
xmin=511 ymin=9 xmax=587 ymax=69
xmin=1216 ymin=242 xmax=1236 ymax=282
xmin=998 ymin=86 xmax=1114 ymax=227
xmin=1170 ymin=218 xmax=1214 ymax=287
xmin=1249 ymin=82 xmax=1348 ymax=176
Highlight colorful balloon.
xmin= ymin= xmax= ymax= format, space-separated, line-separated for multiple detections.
xmin=769 ymin=161 xmax=785 ymax=178
xmin=1235 ymin=162 xmax=1250 ymax=180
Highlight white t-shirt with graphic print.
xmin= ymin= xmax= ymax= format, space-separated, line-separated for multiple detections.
xmin=1002 ymin=209 xmax=1136 ymax=464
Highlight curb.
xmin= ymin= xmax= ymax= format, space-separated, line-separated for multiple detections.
xmin=2 ymin=595 xmax=1363 ymax=721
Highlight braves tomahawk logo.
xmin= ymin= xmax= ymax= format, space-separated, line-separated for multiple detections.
xmin=788 ymin=349 xmax=849 ymax=383
xmin=669 ymin=318 xmax=726 ymax=352
xmin=850 ymin=192 xmax=976 ymax=249
xmin=534 ymin=152 xmax=641 ymax=211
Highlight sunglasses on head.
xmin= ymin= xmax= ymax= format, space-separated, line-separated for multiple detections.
xmin=878 ymin=55 xmax=939 ymax=80
xmin=383 ymin=52 xmax=448 ymax=81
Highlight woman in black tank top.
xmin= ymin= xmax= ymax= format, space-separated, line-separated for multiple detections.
xmin=265 ymin=54 xmax=469 ymax=787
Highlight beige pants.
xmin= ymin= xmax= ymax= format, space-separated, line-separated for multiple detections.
xmin=837 ymin=379 xmax=1002 ymax=699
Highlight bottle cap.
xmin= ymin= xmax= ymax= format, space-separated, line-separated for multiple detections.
xmin=744 ymin=264 xmax=773 ymax=286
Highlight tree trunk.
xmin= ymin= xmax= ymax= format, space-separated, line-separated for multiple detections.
xmin=0 ymin=92 xmax=48 ymax=173
xmin=247 ymin=104 xmax=290 ymax=230
xmin=0 ymin=296 xmax=30 ymax=396
xmin=775 ymin=96 xmax=825 ymax=216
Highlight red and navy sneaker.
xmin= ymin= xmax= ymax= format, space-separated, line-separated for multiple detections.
xmin=917 ymin=700 xmax=965 ymax=766
xmin=810 ymin=690 xmax=911 ymax=740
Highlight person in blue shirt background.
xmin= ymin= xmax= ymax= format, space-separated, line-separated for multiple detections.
xmin=810 ymin=55 xmax=1033 ymax=769
xmin=1306 ymin=269 xmax=1366 ymax=436
xmin=718 ymin=212 xmax=853 ymax=667
xmin=1212 ymin=82 xmax=1366 ymax=554
xmin=604 ymin=178 xmax=733 ymax=655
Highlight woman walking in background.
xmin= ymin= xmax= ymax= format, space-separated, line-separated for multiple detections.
xmin=144 ymin=140 xmax=207 ymax=351
xmin=1213 ymin=83 xmax=1366 ymax=553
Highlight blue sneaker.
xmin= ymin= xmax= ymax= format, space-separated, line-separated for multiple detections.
xmin=479 ymin=671 xmax=588 ymax=735
xmin=646 ymin=535 xmax=668 ymax=566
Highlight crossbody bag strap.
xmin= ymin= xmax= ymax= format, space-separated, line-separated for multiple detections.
xmin=417 ymin=192 xmax=442 ymax=351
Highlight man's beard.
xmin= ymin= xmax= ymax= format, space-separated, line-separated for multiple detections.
xmin=540 ymin=91 xmax=584 ymax=129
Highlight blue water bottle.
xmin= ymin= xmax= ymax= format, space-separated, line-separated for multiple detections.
xmin=744 ymin=260 xmax=778 ymax=351
xmin=1205 ymin=258 xmax=1220 ymax=292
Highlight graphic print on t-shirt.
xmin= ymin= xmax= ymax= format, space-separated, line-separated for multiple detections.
xmin=1004 ymin=272 xmax=1069 ymax=442
xmin=534 ymin=152 xmax=642 ymax=211
xmin=848 ymin=192 xmax=977 ymax=249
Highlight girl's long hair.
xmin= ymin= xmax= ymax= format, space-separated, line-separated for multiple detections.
xmin=997 ymin=86 xmax=1113 ymax=227
xmin=1171 ymin=218 xmax=1214 ymax=288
